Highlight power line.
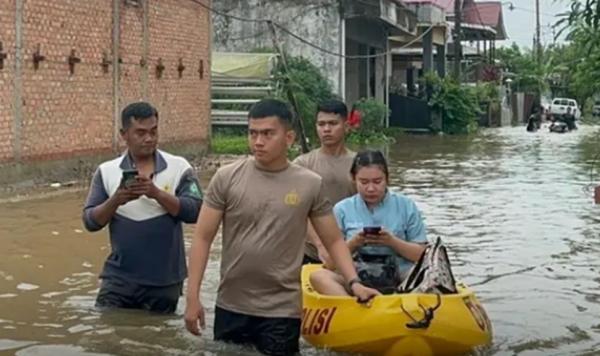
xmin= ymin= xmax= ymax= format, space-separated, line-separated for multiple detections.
xmin=188 ymin=0 xmax=266 ymax=23
xmin=190 ymin=0 xmax=435 ymax=60
xmin=275 ymin=23 xmax=434 ymax=59
xmin=504 ymin=4 xmax=556 ymax=18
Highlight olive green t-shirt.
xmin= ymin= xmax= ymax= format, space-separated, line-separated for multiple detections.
xmin=293 ymin=148 xmax=356 ymax=259
xmin=203 ymin=157 xmax=332 ymax=318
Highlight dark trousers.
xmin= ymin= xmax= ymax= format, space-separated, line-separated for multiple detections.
xmin=95 ymin=277 xmax=182 ymax=314
xmin=214 ymin=306 xmax=301 ymax=356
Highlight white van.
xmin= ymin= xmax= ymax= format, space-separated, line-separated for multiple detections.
xmin=549 ymin=98 xmax=581 ymax=120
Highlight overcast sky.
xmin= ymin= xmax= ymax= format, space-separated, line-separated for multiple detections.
xmin=497 ymin=0 xmax=571 ymax=49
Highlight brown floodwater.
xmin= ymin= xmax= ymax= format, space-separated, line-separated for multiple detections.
xmin=2 ymin=125 xmax=600 ymax=355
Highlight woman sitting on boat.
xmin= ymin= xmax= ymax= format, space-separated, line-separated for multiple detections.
xmin=310 ymin=150 xmax=428 ymax=296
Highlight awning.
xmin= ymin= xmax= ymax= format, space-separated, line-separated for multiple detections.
xmin=211 ymin=52 xmax=278 ymax=80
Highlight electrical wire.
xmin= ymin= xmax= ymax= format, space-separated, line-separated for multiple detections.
xmin=188 ymin=0 xmax=436 ymax=60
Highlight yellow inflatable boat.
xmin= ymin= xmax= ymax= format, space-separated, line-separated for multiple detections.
xmin=301 ymin=264 xmax=492 ymax=356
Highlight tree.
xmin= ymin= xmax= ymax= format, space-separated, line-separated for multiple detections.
xmin=554 ymin=1 xmax=600 ymax=102
xmin=495 ymin=43 xmax=547 ymax=95
xmin=557 ymin=0 xmax=600 ymax=50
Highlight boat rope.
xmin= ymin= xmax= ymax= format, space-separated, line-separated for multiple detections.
xmin=401 ymin=294 xmax=442 ymax=329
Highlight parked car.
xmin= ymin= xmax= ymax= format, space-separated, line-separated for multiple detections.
xmin=549 ymin=98 xmax=581 ymax=120
xmin=592 ymin=100 xmax=600 ymax=117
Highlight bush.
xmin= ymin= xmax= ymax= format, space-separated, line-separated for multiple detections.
xmin=353 ymin=98 xmax=388 ymax=133
xmin=211 ymin=133 xmax=304 ymax=158
xmin=273 ymin=56 xmax=336 ymax=142
xmin=274 ymin=55 xmax=395 ymax=145
xmin=211 ymin=135 xmax=249 ymax=155
xmin=423 ymin=73 xmax=480 ymax=134
xmin=347 ymin=98 xmax=394 ymax=144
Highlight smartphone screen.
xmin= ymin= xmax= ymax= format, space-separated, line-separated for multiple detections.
xmin=363 ymin=226 xmax=381 ymax=235
xmin=120 ymin=169 xmax=138 ymax=188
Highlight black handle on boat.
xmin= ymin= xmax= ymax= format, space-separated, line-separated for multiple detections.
xmin=403 ymin=294 xmax=442 ymax=329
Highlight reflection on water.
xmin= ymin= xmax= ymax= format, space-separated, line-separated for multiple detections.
xmin=2 ymin=125 xmax=600 ymax=355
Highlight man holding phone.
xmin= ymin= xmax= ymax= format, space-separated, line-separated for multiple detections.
xmin=82 ymin=101 xmax=202 ymax=313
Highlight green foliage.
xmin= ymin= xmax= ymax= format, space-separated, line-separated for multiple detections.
xmin=211 ymin=133 xmax=303 ymax=159
xmin=556 ymin=0 xmax=600 ymax=50
xmin=346 ymin=98 xmax=395 ymax=144
xmin=274 ymin=55 xmax=392 ymax=145
xmin=273 ymin=56 xmax=336 ymax=141
xmin=495 ymin=44 xmax=548 ymax=95
xmin=549 ymin=1 xmax=600 ymax=103
xmin=353 ymin=98 xmax=388 ymax=133
xmin=211 ymin=134 xmax=249 ymax=155
xmin=423 ymin=73 xmax=480 ymax=135
xmin=475 ymin=82 xmax=500 ymax=104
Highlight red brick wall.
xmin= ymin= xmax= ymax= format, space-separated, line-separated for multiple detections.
xmin=0 ymin=0 xmax=211 ymax=163
xmin=0 ymin=2 xmax=15 ymax=161
xmin=147 ymin=0 xmax=211 ymax=145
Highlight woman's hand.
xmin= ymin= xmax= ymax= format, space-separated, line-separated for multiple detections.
xmin=365 ymin=229 xmax=395 ymax=246
xmin=348 ymin=231 xmax=367 ymax=251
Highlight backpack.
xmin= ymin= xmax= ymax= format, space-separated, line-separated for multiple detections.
xmin=398 ymin=237 xmax=457 ymax=294
xmin=354 ymin=251 xmax=399 ymax=295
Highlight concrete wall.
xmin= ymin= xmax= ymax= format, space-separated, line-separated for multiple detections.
xmin=212 ymin=0 xmax=343 ymax=95
xmin=0 ymin=0 xmax=211 ymax=164
xmin=407 ymin=3 xmax=445 ymax=25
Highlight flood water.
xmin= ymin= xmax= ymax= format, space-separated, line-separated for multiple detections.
xmin=2 ymin=125 xmax=600 ymax=355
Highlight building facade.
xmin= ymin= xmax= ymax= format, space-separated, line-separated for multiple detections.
xmin=0 ymin=0 xmax=211 ymax=163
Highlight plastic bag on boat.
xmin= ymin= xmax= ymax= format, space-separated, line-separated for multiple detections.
xmin=398 ymin=237 xmax=457 ymax=294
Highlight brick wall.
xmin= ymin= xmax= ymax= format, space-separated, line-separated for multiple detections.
xmin=0 ymin=2 xmax=16 ymax=161
xmin=0 ymin=0 xmax=211 ymax=163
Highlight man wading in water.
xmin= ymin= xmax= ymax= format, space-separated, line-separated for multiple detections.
xmin=83 ymin=102 xmax=202 ymax=313
xmin=184 ymin=99 xmax=379 ymax=355
xmin=294 ymin=99 xmax=356 ymax=267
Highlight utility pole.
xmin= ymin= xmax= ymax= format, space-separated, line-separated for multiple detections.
xmin=267 ymin=21 xmax=310 ymax=153
xmin=535 ymin=0 xmax=541 ymax=63
xmin=453 ymin=0 xmax=462 ymax=80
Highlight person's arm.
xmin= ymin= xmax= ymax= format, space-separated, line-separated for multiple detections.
xmin=184 ymin=204 xmax=223 ymax=335
xmin=384 ymin=237 xmax=426 ymax=263
xmin=311 ymin=213 xmax=380 ymax=300
xmin=346 ymin=232 xmax=367 ymax=253
xmin=172 ymin=168 xmax=203 ymax=223
xmin=306 ymin=220 xmax=333 ymax=266
xmin=83 ymin=168 xmax=138 ymax=231
xmin=128 ymin=167 xmax=202 ymax=221
xmin=184 ymin=167 xmax=228 ymax=335
xmin=331 ymin=203 xmax=365 ymax=258
xmin=369 ymin=198 xmax=428 ymax=262
xmin=129 ymin=175 xmax=180 ymax=216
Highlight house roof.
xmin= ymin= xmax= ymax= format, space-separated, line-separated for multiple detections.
xmin=403 ymin=0 xmax=507 ymax=40
xmin=464 ymin=1 xmax=507 ymax=39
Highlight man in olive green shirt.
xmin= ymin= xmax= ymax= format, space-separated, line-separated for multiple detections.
xmin=184 ymin=99 xmax=379 ymax=356
xmin=294 ymin=99 xmax=355 ymax=266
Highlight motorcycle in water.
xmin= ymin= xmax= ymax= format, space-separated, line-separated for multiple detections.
xmin=549 ymin=109 xmax=577 ymax=133
xmin=549 ymin=120 xmax=569 ymax=133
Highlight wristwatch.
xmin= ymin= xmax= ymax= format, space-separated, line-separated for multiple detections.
xmin=347 ymin=277 xmax=362 ymax=294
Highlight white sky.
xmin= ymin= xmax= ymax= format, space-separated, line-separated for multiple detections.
xmin=497 ymin=0 xmax=571 ymax=48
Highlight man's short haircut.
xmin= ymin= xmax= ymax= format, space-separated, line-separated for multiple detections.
xmin=317 ymin=99 xmax=348 ymax=119
xmin=121 ymin=102 xmax=158 ymax=130
xmin=248 ymin=98 xmax=294 ymax=128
